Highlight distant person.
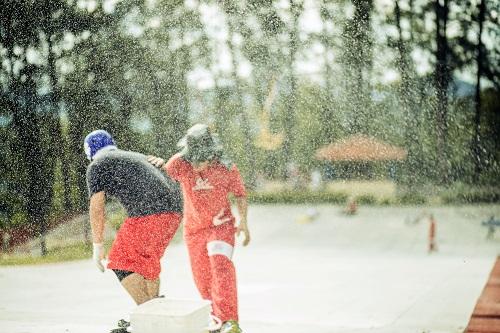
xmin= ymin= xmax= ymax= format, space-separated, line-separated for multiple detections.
xmin=324 ymin=164 xmax=336 ymax=180
xmin=84 ymin=130 xmax=183 ymax=333
xmin=148 ymin=124 xmax=250 ymax=333
xmin=483 ymin=216 xmax=499 ymax=239
xmin=428 ymin=214 xmax=437 ymax=253
xmin=388 ymin=164 xmax=396 ymax=180
xmin=286 ymin=161 xmax=300 ymax=189
xmin=2 ymin=230 xmax=10 ymax=252
xmin=344 ymin=197 xmax=358 ymax=215
xmin=310 ymin=168 xmax=322 ymax=191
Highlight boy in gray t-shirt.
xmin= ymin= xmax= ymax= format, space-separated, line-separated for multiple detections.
xmin=84 ymin=130 xmax=182 ymax=333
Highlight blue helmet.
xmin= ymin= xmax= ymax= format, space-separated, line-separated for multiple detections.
xmin=84 ymin=130 xmax=117 ymax=161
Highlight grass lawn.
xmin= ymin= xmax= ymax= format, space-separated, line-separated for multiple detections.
xmin=1 ymin=224 xmax=184 ymax=266
xmin=326 ymin=180 xmax=396 ymax=198
xmin=0 ymin=242 xmax=95 ymax=266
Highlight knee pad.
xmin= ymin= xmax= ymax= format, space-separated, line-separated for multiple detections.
xmin=207 ymin=240 xmax=233 ymax=260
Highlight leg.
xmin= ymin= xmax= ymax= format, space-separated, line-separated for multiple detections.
xmin=208 ymin=226 xmax=238 ymax=322
xmin=121 ymin=273 xmax=151 ymax=305
xmin=185 ymin=229 xmax=212 ymax=300
xmin=113 ymin=269 xmax=160 ymax=304
xmin=145 ymin=278 xmax=160 ymax=299
xmin=209 ymin=250 xmax=238 ymax=322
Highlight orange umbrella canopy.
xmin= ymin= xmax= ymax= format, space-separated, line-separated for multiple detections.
xmin=315 ymin=135 xmax=408 ymax=162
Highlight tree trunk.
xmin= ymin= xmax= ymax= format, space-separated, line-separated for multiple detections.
xmin=343 ymin=0 xmax=373 ymax=134
xmin=434 ymin=0 xmax=450 ymax=184
xmin=282 ymin=0 xmax=301 ymax=178
xmin=223 ymin=7 xmax=256 ymax=186
xmin=472 ymin=0 xmax=486 ymax=182
xmin=12 ymin=68 xmax=50 ymax=256
xmin=320 ymin=0 xmax=336 ymax=143
xmin=395 ymin=0 xmax=420 ymax=186
xmin=67 ymin=98 xmax=90 ymax=212
xmin=48 ymin=38 xmax=72 ymax=211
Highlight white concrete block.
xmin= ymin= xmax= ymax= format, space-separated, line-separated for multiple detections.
xmin=131 ymin=298 xmax=212 ymax=333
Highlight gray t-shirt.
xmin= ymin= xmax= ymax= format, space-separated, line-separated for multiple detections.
xmin=86 ymin=149 xmax=182 ymax=217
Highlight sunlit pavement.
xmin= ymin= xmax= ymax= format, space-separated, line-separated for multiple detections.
xmin=1 ymin=205 xmax=499 ymax=333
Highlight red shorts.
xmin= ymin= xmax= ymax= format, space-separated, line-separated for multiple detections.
xmin=107 ymin=212 xmax=182 ymax=280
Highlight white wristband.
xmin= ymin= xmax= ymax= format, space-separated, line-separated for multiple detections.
xmin=92 ymin=243 xmax=105 ymax=273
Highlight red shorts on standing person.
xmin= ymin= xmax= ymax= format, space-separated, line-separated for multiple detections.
xmin=107 ymin=212 xmax=182 ymax=280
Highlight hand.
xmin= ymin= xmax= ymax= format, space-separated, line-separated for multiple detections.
xmin=213 ymin=208 xmax=231 ymax=226
xmin=92 ymin=243 xmax=106 ymax=272
xmin=147 ymin=155 xmax=166 ymax=168
xmin=236 ymin=219 xmax=250 ymax=246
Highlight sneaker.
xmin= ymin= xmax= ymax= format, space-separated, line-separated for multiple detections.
xmin=117 ymin=319 xmax=130 ymax=328
xmin=208 ymin=317 xmax=222 ymax=333
xmin=110 ymin=319 xmax=130 ymax=333
xmin=220 ymin=320 xmax=242 ymax=333
xmin=110 ymin=328 xmax=127 ymax=333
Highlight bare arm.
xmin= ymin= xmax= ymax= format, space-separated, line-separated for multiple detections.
xmin=235 ymin=196 xmax=250 ymax=246
xmin=236 ymin=196 xmax=248 ymax=222
xmin=89 ymin=191 xmax=106 ymax=244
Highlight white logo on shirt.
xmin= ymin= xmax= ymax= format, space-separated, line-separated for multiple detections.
xmin=193 ymin=177 xmax=214 ymax=191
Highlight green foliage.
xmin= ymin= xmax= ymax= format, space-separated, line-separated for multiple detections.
xmin=395 ymin=192 xmax=428 ymax=205
xmin=440 ymin=185 xmax=500 ymax=204
xmin=0 ymin=242 xmax=93 ymax=266
xmin=246 ymin=184 xmax=500 ymax=206
xmin=50 ymin=160 xmax=65 ymax=217
xmin=247 ymin=191 xmax=348 ymax=204
xmin=379 ymin=197 xmax=393 ymax=206
xmin=0 ymin=204 xmax=27 ymax=230
xmin=355 ymin=194 xmax=378 ymax=205
xmin=1 ymin=0 xmax=499 ymax=246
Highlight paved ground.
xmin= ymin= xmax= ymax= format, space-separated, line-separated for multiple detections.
xmin=1 ymin=204 xmax=499 ymax=333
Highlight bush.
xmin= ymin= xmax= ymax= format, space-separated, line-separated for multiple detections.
xmin=441 ymin=187 xmax=500 ymax=204
xmin=355 ymin=194 xmax=377 ymax=205
xmin=379 ymin=197 xmax=393 ymax=206
xmin=396 ymin=192 xmax=428 ymax=205
xmin=247 ymin=190 xmax=349 ymax=204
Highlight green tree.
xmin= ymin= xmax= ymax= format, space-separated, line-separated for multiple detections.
xmin=389 ymin=0 xmax=424 ymax=186
xmin=318 ymin=0 xmax=342 ymax=144
xmin=0 ymin=0 xmax=102 ymax=254
xmin=219 ymin=1 xmax=256 ymax=185
xmin=282 ymin=0 xmax=304 ymax=177
xmin=340 ymin=0 xmax=374 ymax=134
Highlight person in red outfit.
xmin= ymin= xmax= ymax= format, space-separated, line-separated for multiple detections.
xmin=148 ymin=124 xmax=250 ymax=333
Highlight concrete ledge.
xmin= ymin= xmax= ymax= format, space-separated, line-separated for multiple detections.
xmin=465 ymin=257 xmax=500 ymax=333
